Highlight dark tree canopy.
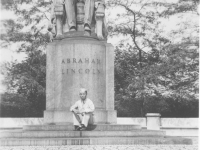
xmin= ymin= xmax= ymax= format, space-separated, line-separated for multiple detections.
xmin=0 ymin=0 xmax=50 ymax=117
xmin=107 ymin=0 xmax=199 ymax=117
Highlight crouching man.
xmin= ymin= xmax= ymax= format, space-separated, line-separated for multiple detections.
xmin=70 ymin=88 xmax=95 ymax=131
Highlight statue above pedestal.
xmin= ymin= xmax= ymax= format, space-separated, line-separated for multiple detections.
xmin=48 ymin=0 xmax=108 ymax=41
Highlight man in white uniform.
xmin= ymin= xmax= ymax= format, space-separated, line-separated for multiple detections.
xmin=70 ymin=88 xmax=95 ymax=131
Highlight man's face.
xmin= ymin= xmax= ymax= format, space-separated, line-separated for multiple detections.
xmin=80 ymin=91 xmax=87 ymax=100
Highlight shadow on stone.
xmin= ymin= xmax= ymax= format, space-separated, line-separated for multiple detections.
xmin=86 ymin=124 xmax=97 ymax=131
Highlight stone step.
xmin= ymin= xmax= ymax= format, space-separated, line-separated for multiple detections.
xmin=23 ymin=124 xmax=141 ymax=131
xmin=0 ymin=137 xmax=192 ymax=146
xmin=0 ymin=130 xmax=165 ymax=138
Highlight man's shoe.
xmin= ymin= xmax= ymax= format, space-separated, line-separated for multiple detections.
xmin=74 ymin=126 xmax=81 ymax=131
xmin=80 ymin=127 xmax=86 ymax=131
xmin=79 ymin=124 xmax=87 ymax=131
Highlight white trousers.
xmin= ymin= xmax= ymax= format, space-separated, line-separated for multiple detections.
xmin=72 ymin=112 xmax=92 ymax=127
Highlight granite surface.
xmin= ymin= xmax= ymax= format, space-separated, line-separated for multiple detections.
xmin=45 ymin=37 xmax=116 ymax=124
xmin=0 ymin=118 xmax=44 ymax=128
xmin=161 ymin=118 xmax=199 ymax=127
xmin=117 ymin=118 xmax=199 ymax=128
xmin=0 ymin=145 xmax=198 ymax=150
xmin=117 ymin=118 xmax=146 ymax=127
xmin=0 ymin=118 xmax=198 ymax=128
xmin=146 ymin=115 xmax=160 ymax=130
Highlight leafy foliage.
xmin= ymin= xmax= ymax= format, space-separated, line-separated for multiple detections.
xmin=114 ymin=41 xmax=199 ymax=117
xmin=0 ymin=92 xmax=28 ymax=117
xmin=159 ymin=0 xmax=199 ymax=16
xmin=108 ymin=0 xmax=199 ymax=117
xmin=1 ymin=50 xmax=46 ymax=117
xmin=0 ymin=0 xmax=50 ymax=117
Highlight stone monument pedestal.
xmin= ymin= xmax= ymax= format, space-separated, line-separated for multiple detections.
xmin=44 ymin=34 xmax=117 ymax=124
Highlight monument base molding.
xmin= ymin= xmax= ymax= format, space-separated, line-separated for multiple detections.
xmin=0 ymin=124 xmax=193 ymax=146
xmin=44 ymin=109 xmax=117 ymax=124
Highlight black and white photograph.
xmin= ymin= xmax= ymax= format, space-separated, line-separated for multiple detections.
xmin=0 ymin=0 xmax=199 ymax=149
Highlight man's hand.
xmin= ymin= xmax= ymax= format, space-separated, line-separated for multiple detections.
xmin=72 ymin=109 xmax=88 ymax=115
xmin=72 ymin=109 xmax=80 ymax=114
xmin=79 ymin=109 xmax=84 ymax=114
xmin=79 ymin=108 xmax=87 ymax=115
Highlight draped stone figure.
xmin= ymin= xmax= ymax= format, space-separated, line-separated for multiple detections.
xmin=48 ymin=0 xmax=107 ymax=40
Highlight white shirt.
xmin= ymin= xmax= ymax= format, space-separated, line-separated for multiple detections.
xmin=70 ymin=98 xmax=95 ymax=113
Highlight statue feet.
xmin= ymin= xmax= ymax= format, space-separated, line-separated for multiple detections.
xmin=97 ymin=33 xmax=104 ymax=40
xmin=56 ymin=30 xmax=63 ymax=37
xmin=69 ymin=26 xmax=76 ymax=32
xmin=84 ymin=23 xmax=91 ymax=36
xmin=96 ymin=17 xmax=104 ymax=40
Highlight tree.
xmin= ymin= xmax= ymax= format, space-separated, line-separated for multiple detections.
xmin=107 ymin=0 xmax=169 ymax=116
xmin=114 ymin=41 xmax=199 ymax=117
xmin=107 ymin=0 xmax=199 ymax=117
xmin=0 ymin=0 xmax=51 ymax=117
xmin=0 ymin=92 xmax=29 ymax=117
xmin=160 ymin=0 xmax=199 ymax=16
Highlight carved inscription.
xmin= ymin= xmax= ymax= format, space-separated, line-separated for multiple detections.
xmin=61 ymin=58 xmax=100 ymax=64
xmin=62 ymin=69 xmax=101 ymax=74
xmin=62 ymin=58 xmax=101 ymax=75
